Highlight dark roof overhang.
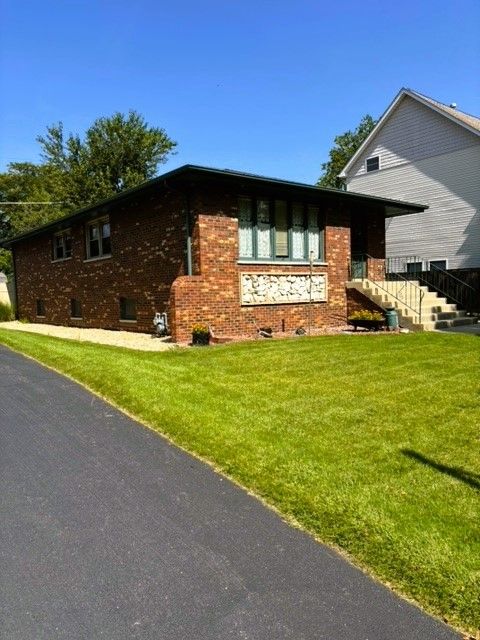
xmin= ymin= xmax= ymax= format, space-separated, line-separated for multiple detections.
xmin=1 ymin=165 xmax=427 ymax=248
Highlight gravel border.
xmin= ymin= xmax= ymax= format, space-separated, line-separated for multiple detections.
xmin=0 ymin=321 xmax=177 ymax=351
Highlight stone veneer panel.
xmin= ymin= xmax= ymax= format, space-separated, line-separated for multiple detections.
xmin=240 ymin=273 xmax=327 ymax=305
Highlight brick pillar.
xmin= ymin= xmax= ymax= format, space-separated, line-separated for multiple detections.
xmin=169 ymin=214 xmax=239 ymax=342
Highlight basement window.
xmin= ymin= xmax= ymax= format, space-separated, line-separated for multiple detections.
xmin=53 ymin=230 xmax=72 ymax=261
xmin=36 ymin=299 xmax=45 ymax=317
xmin=70 ymin=298 xmax=82 ymax=319
xmin=120 ymin=297 xmax=137 ymax=321
xmin=86 ymin=217 xmax=111 ymax=259
xmin=366 ymin=156 xmax=380 ymax=172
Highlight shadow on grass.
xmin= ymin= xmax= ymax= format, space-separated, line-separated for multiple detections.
xmin=402 ymin=449 xmax=480 ymax=491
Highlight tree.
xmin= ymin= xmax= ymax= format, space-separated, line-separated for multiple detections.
xmin=37 ymin=110 xmax=177 ymax=206
xmin=316 ymin=115 xmax=377 ymax=189
xmin=0 ymin=111 xmax=177 ymax=274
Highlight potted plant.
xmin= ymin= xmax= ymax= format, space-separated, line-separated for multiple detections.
xmin=191 ymin=323 xmax=210 ymax=346
xmin=347 ymin=310 xmax=385 ymax=331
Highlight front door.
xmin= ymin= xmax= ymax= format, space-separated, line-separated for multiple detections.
xmin=350 ymin=217 xmax=368 ymax=279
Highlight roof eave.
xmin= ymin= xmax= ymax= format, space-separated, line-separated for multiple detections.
xmin=1 ymin=164 xmax=427 ymax=248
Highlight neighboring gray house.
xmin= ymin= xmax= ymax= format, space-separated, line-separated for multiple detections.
xmin=339 ymin=88 xmax=480 ymax=278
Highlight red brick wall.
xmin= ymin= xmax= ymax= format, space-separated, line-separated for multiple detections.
xmin=170 ymin=204 xmax=353 ymax=342
xmin=13 ymin=182 xmax=387 ymax=342
xmin=14 ymin=190 xmax=186 ymax=332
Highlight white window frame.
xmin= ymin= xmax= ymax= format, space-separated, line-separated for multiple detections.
xmin=85 ymin=217 xmax=111 ymax=260
xmin=52 ymin=229 xmax=72 ymax=261
xmin=365 ymin=155 xmax=380 ymax=173
xmin=428 ymin=259 xmax=448 ymax=271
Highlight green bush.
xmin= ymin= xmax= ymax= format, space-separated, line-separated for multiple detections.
xmin=348 ymin=309 xmax=384 ymax=321
xmin=0 ymin=301 xmax=14 ymax=322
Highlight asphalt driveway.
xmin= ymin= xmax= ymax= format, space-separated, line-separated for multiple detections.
xmin=0 ymin=345 xmax=460 ymax=639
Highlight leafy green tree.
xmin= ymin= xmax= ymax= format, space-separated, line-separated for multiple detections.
xmin=0 ymin=163 xmax=66 ymax=233
xmin=0 ymin=111 xmax=177 ymax=274
xmin=0 ymin=206 xmax=12 ymax=276
xmin=37 ymin=111 xmax=177 ymax=206
xmin=317 ymin=115 xmax=377 ymax=189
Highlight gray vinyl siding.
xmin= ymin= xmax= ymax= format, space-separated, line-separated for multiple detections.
xmin=347 ymin=145 xmax=480 ymax=269
xmin=349 ymin=96 xmax=477 ymax=177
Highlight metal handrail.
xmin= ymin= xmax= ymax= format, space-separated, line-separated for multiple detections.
xmin=350 ymin=253 xmax=425 ymax=323
xmin=386 ymin=255 xmax=477 ymax=312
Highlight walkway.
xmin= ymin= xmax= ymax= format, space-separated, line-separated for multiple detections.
xmin=0 ymin=346 xmax=460 ymax=639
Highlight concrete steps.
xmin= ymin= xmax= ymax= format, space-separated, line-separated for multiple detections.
xmin=347 ymin=279 xmax=478 ymax=332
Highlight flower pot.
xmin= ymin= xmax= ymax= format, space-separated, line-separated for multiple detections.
xmin=348 ymin=319 xmax=385 ymax=331
xmin=192 ymin=332 xmax=210 ymax=346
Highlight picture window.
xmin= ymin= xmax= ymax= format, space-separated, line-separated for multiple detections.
xmin=238 ymin=197 xmax=325 ymax=262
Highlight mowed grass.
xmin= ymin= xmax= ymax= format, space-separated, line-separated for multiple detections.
xmin=0 ymin=329 xmax=479 ymax=633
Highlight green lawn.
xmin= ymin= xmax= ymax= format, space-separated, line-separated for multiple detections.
xmin=0 ymin=328 xmax=479 ymax=634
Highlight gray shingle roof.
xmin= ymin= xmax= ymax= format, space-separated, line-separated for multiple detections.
xmin=409 ymin=89 xmax=480 ymax=133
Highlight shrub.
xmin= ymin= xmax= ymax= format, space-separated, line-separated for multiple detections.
xmin=0 ymin=301 xmax=14 ymax=322
xmin=348 ymin=310 xmax=384 ymax=322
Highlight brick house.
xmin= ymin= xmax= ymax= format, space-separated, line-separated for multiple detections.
xmin=4 ymin=165 xmax=425 ymax=342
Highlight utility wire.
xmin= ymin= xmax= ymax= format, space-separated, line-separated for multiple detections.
xmin=0 ymin=202 xmax=64 ymax=205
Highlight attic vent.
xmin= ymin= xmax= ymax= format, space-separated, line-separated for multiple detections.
xmin=449 ymin=102 xmax=457 ymax=109
xmin=366 ymin=156 xmax=380 ymax=172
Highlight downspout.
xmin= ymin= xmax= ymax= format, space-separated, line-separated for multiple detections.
xmin=164 ymin=179 xmax=193 ymax=277
xmin=184 ymin=192 xmax=193 ymax=276
xmin=11 ymin=246 xmax=19 ymax=320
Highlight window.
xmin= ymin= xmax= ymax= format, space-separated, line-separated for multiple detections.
xmin=70 ymin=298 xmax=82 ymax=318
xmin=238 ymin=197 xmax=325 ymax=262
xmin=36 ymin=299 xmax=45 ymax=317
xmin=120 ymin=297 xmax=136 ymax=321
xmin=366 ymin=156 xmax=380 ymax=172
xmin=53 ymin=230 xmax=72 ymax=260
xmin=429 ymin=260 xmax=447 ymax=271
xmin=86 ymin=218 xmax=111 ymax=259
xmin=406 ymin=261 xmax=423 ymax=274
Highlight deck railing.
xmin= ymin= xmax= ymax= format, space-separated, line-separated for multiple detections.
xmin=386 ymin=256 xmax=477 ymax=313
xmin=350 ymin=253 xmax=425 ymax=324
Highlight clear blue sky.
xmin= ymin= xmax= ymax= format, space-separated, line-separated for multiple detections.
xmin=1 ymin=0 xmax=479 ymax=184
